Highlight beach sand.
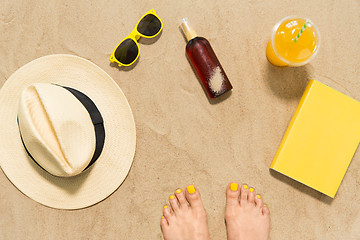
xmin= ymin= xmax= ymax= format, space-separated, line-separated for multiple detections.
xmin=1 ymin=1 xmax=360 ymax=239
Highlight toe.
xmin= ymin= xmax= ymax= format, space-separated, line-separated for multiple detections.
xmin=248 ymin=187 xmax=255 ymax=204
xmin=169 ymin=194 xmax=180 ymax=212
xmin=255 ymin=194 xmax=263 ymax=208
xmin=240 ymin=184 xmax=249 ymax=206
xmin=226 ymin=182 xmax=240 ymax=207
xmin=262 ymin=204 xmax=270 ymax=216
xmin=163 ymin=205 xmax=173 ymax=220
xmin=175 ymin=188 xmax=188 ymax=208
xmin=185 ymin=185 xmax=203 ymax=209
xmin=160 ymin=216 xmax=170 ymax=237
xmin=160 ymin=216 xmax=169 ymax=228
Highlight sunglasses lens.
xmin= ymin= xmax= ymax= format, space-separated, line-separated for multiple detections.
xmin=137 ymin=14 xmax=162 ymax=36
xmin=114 ymin=38 xmax=139 ymax=65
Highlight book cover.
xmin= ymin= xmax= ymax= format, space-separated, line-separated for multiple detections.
xmin=270 ymin=79 xmax=360 ymax=198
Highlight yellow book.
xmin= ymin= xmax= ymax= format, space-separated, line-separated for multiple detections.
xmin=270 ymin=79 xmax=360 ymax=198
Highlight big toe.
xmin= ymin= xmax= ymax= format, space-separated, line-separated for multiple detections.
xmin=226 ymin=182 xmax=240 ymax=207
xmin=185 ymin=185 xmax=204 ymax=210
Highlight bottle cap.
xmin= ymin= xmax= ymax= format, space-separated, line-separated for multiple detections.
xmin=179 ymin=18 xmax=198 ymax=42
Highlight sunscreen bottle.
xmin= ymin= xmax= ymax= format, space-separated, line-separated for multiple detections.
xmin=180 ymin=18 xmax=233 ymax=99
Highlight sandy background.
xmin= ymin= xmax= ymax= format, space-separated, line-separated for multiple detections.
xmin=1 ymin=0 xmax=360 ymax=239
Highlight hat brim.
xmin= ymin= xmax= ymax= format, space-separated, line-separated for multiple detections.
xmin=0 ymin=54 xmax=136 ymax=209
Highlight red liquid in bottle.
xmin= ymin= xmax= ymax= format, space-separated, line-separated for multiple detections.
xmin=186 ymin=37 xmax=232 ymax=99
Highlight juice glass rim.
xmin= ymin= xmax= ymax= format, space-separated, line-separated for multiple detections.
xmin=271 ymin=16 xmax=321 ymax=66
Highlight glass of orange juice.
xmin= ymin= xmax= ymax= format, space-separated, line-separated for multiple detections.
xmin=266 ymin=16 xmax=320 ymax=67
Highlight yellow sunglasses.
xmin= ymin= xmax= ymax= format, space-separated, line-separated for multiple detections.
xmin=109 ymin=9 xmax=163 ymax=67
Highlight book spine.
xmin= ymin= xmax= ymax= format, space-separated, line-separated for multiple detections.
xmin=270 ymin=79 xmax=316 ymax=169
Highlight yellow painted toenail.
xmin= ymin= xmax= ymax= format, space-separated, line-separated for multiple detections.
xmin=249 ymin=188 xmax=254 ymax=192
xmin=243 ymin=185 xmax=248 ymax=189
xmin=170 ymin=195 xmax=175 ymax=200
xmin=162 ymin=216 xmax=164 ymax=219
xmin=187 ymin=185 xmax=196 ymax=194
xmin=256 ymin=195 xmax=261 ymax=199
xmin=164 ymin=205 xmax=168 ymax=209
xmin=176 ymin=189 xmax=181 ymax=194
xmin=264 ymin=205 xmax=267 ymax=207
xmin=230 ymin=183 xmax=238 ymax=191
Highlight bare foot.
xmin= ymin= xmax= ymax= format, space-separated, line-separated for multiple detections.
xmin=160 ymin=185 xmax=210 ymax=240
xmin=225 ymin=182 xmax=270 ymax=240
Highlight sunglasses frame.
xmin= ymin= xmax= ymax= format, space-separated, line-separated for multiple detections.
xmin=109 ymin=9 xmax=163 ymax=67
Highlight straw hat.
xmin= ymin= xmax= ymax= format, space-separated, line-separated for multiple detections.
xmin=0 ymin=54 xmax=136 ymax=209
